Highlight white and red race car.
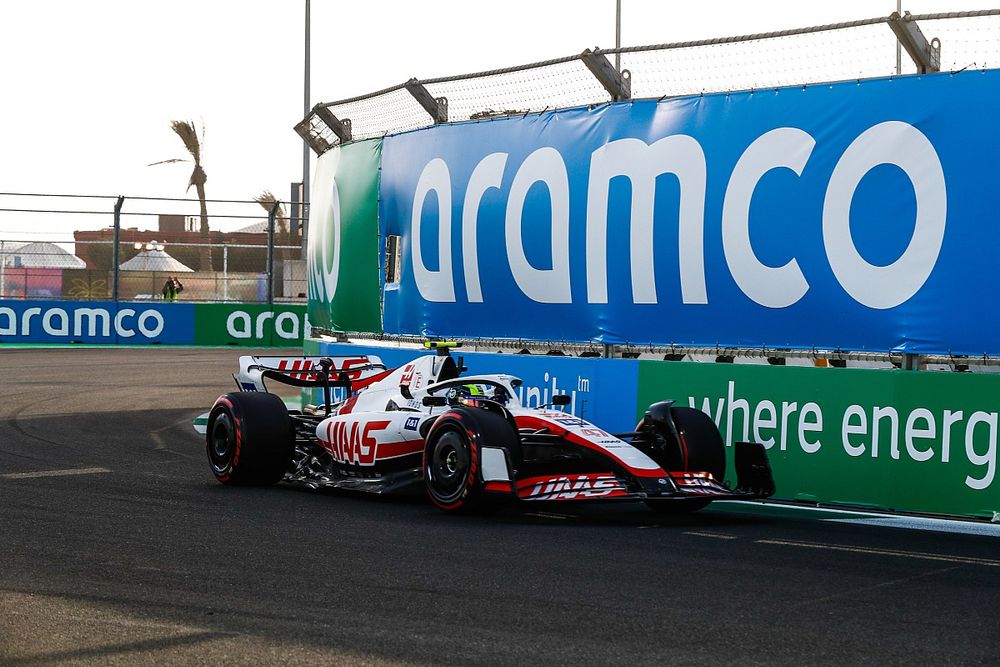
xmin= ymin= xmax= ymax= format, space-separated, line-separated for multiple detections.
xmin=199 ymin=344 xmax=775 ymax=513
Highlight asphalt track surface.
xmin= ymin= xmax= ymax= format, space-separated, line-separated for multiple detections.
xmin=2 ymin=348 xmax=999 ymax=665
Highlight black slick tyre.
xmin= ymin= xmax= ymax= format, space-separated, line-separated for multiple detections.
xmin=423 ymin=406 xmax=519 ymax=513
xmin=206 ymin=392 xmax=294 ymax=485
xmin=642 ymin=406 xmax=726 ymax=515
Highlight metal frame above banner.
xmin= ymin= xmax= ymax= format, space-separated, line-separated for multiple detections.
xmin=293 ymin=10 xmax=999 ymax=155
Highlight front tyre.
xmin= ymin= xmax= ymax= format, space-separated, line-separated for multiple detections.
xmin=423 ymin=407 xmax=519 ymax=513
xmin=641 ymin=405 xmax=727 ymax=515
xmin=425 ymin=427 xmax=478 ymax=510
xmin=206 ymin=392 xmax=294 ymax=485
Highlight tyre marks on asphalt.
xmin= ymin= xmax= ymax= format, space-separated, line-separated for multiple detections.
xmin=1 ymin=467 xmax=111 ymax=480
xmin=782 ymin=565 xmax=965 ymax=610
xmin=149 ymin=416 xmax=203 ymax=460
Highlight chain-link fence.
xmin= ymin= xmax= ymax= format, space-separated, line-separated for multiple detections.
xmin=0 ymin=192 xmax=307 ymax=303
xmin=297 ymin=10 xmax=1000 ymax=152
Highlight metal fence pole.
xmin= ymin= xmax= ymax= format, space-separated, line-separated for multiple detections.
xmin=267 ymin=200 xmax=279 ymax=304
xmin=112 ymin=196 xmax=124 ymax=302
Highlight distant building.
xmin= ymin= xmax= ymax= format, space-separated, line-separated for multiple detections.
xmin=73 ymin=215 xmax=301 ymax=270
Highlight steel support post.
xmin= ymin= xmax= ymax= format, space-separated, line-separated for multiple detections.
xmin=888 ymin=12 xmax=941 ymax=74
xmin=901 ymin=353 xmax=921 ymax=371
xmin=404 ymin=78 xmax=448 ymax=124
xmin=313 ymin=105 xmax=352 ymax=143
xmin=112 ymin=196 xmax=124 ymax=302
xmin=267 ymin=201 xmax=279 ymax=305
xmin=223 ymin=245 xmax=229 ymax=302
xmin=580 ymin=48 xmax=631 ymax=101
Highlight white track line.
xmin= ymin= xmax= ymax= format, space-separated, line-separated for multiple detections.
xmin=1 ymin=467 xmax=111 ymax=480
xmin=683 ymin=531 xmax=738 ymax=540
xmin=829 ymin=516 xmax=1000 ymax=537
xmin=720 ymin=500 xmax=1000 ymax=536
xmin=756 ymin=538 xmax=1000 ymax=567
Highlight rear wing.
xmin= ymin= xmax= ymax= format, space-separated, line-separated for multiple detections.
xmin=235 ymin=355 xmax=387 ymax=393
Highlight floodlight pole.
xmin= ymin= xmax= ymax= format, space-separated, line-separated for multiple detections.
xmin=615 ymin=0 xmax=621 ymax=72
xmin=302 ymin=0 xmax=311 ymax=259
xmin=896 ymin=0 xmax=902 ymax=74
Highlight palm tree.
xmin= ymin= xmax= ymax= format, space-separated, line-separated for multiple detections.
xmin=150 ymin=120 xmax=212 ymax=270
xmin=254 ymin=191 xmax=292 ymax=260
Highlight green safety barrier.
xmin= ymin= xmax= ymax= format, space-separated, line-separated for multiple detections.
xmin=306 ymin=139 xmax=383 ymax=334
xmin=637 ymin=361 xmax=1000 ymax=518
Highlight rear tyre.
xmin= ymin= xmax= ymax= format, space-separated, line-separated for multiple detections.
xmin=206 ymin=392 xmax=294 ymax=485
xmin=424 ymin=407 xmax=519 ymax=513
xmin=641 ymin=406 xmax=726 ymax=515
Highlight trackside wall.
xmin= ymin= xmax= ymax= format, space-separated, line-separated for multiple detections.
xmin=307 ymin=340 xmax=1000 ymax=519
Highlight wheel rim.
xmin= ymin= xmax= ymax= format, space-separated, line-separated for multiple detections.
xmin=209 ymin=412 xmax=234 ymax=473
xmin=428 ymin=430 xmax=470 ymax=503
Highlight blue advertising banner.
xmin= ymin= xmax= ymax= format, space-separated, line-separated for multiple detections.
xmin=379 ymin=69 xmax=1000 ymax=355
xmin=315 ymin=342 xmax=641 ymax=433
xmin=0 ymin=301 xmax=194 ymax=344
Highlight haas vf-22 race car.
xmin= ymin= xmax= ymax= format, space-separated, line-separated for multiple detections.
xmin=201 ymin=345 xmax=775 ymax=514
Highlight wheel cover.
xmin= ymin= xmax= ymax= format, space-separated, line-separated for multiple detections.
xmin=209 ymin=412 xmax=234 ymax=474
xmin=427 ymin=430 xmax=470 ymax=503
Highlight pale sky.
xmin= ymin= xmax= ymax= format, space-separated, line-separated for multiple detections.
xmin=1 ymin=1 xmax=995 ymax=240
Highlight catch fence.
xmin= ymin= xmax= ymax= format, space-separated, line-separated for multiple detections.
xmin=0 ymin=192 xmax=308 ymax=303
xmin=297 ymin=10 xmax=1000 ymax=152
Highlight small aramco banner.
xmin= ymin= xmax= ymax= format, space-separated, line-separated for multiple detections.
xmin=194 ymin=303 xmax=306 ymax=346
xmin=0 ymin=300 xmax=305 ymax=346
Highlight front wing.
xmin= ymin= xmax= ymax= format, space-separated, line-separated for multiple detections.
xmin=484 ymin=441 xmax=775 ymax=504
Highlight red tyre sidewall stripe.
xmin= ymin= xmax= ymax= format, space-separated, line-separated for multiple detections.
xmin=678 ymin=430 xmax=690 ymax=471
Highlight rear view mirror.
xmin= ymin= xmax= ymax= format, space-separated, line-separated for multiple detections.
xmin=423 ymin=395 xmax=448 ymax=407
xmin=552 ymin=394 xmax=571 ymax=406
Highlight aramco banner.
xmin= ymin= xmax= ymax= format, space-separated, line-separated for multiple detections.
xmin=378 ymin=69 xmax=1000 ymax=355
xmin=307 ymin=138 xmax=383 ymax=334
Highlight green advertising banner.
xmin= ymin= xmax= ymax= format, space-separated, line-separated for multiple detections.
xmin=307 ymin=139 xmax=383 ymax=334
xmin=194 ymin=303 xmax=306 ymax=346
xmin=637 ymin=362 xmax=1000 ymax=518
